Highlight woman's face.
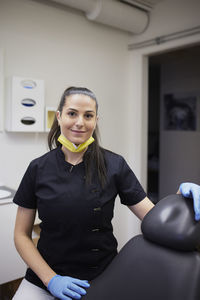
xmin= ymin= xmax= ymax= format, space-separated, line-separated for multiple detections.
xmin=57 ymin=93 xmax=98 ymax=145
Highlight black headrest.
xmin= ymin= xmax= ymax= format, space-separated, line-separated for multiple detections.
xmin=141 ymin=194 xmax=200 ymax=251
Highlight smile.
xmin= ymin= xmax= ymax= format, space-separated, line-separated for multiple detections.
xmin=71 ymin=129 xmax=86 ymax=134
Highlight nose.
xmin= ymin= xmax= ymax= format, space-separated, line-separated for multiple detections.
xmin=75 ymin=115 xmax=84 ymax=128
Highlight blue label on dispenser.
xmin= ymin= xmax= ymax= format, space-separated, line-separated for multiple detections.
xmin=21 ymin=79 xmax=37 ymax=89
xmin=21 ymin=99 xmax=36 ymax=107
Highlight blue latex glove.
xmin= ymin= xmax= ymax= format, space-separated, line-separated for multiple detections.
xmin=47 ymin=275 xmax=90 ymax=300
xmin=179 ymin=182 xmax=200 ymax=221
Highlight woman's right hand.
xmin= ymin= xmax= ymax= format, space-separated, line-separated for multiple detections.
xmin=47 ymin=275 xmax=90 ymax=300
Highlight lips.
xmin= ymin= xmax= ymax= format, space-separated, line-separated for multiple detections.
xmin=71 ymin=129 xmax=86 ymax=134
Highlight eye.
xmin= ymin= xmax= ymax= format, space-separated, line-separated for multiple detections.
xmin=85 ymin=113 xmax=94 ymax=119
xmin=67 ymin=111 xmax=77 ymax=117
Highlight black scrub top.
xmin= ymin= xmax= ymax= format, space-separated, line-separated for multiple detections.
xmin=13 ymin=147 xmax=146 ymax=290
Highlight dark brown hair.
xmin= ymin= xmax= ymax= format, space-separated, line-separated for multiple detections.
xmin=48 ymin=86 xmax=107 ymax=187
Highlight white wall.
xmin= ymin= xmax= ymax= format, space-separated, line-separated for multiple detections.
xmin=0 ymin=0 xmax=136 ymax=249
xmin=0 ymin=0 xmax=131 ymax=185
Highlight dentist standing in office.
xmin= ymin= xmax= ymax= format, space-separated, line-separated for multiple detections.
xmin=12 ymin=86 xmax=200 ymax=300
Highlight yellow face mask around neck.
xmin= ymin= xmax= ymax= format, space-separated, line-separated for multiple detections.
xmin=57 ymin=134 xmax=95 ymax=153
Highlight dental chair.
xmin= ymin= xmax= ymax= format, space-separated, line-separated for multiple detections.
xmin=84 ymin=194 xmax=200 ymax=300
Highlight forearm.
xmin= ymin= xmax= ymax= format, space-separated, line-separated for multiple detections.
xmin=129 ymin=197 xmax=155 ymax=220
xmin=14 ymin=234 xmax=56 ymax=286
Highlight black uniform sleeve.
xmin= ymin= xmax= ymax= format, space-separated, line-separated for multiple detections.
xmin=117 ymin=156 xmax=146 ymax=206
xmin=13 ymin=161 xmax=37 ymax=209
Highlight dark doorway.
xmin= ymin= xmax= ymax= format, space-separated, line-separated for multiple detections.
xmin=147 ymin=44 xmax=200 ymax=203
xmin=147 ymin=61 xmax=160 ymax=203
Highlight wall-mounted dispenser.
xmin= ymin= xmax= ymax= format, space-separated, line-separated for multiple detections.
xmin=6 ymin=76 xmax=44 ymax=132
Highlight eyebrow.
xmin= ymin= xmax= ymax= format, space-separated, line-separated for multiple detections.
xmin=67 ymin=108 xmax=95 ymax=113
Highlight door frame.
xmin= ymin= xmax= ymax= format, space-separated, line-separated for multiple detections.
xmin=128 ymin=32 xmax=200 ymax=190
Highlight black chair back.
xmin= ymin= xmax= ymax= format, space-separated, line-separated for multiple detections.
xmin=84 ymin=195 xmax=200 ymax=300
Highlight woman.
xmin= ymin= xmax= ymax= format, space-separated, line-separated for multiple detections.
xmin=12 ymin=86 xmax=200 ymax=300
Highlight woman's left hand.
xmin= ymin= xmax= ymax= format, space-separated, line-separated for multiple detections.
xmin=179 ymin=182 xmax=200 ymax=221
